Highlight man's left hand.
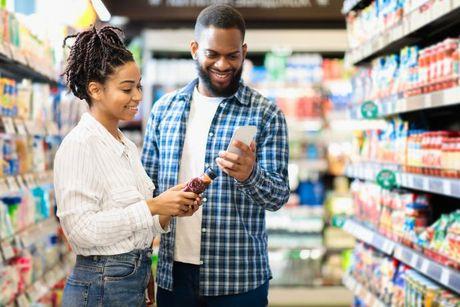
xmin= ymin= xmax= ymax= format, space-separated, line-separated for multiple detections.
xmin=216 ymin=141 xmax=256 ymax=182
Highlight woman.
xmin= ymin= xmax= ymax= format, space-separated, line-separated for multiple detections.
xmin=54 ymin=26 xmax=199 ymax=306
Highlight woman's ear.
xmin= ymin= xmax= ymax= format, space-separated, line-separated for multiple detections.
xmin=87 ymin=81 xmax=103 ymax=102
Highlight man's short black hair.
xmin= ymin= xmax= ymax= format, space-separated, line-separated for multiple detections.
xmin=194 ymin=4 xmax=246 ymax=41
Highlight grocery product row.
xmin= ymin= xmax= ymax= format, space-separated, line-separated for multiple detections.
xmin=0 ymin=7 xmax=57 ymax=82
xmin=344 ymin=242 xmax=459 ymax=306
xmin=350 ymin=118 xmax=460 ymax=179
xmin=345 ymin=0 xmax=460 ymax=64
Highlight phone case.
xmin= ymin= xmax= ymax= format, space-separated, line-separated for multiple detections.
xmin=227 ymin=126 xmax=257 ymax=155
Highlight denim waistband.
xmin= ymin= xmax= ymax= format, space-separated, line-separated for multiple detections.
xmin=76 ymin=248 xmax=153 ymax=267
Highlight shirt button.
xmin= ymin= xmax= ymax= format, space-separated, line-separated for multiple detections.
xmin=199 ymin=260 xmax=204 ymax=265
xmin=209 ymin=132 xmax=214 ymax=137
xmin=202 ymin=228 xmax=207 ymax=233
xmin=203 ymin=198 xmax=207 ymax=202
xmin=205 ymin=163 xmax=209 ymax=168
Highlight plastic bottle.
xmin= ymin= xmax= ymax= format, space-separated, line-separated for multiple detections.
xmin=183 ymin=168 xmax=217 ymax=194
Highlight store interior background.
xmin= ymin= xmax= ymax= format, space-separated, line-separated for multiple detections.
xmin=0 ymin=0 xmax=459 ymax=306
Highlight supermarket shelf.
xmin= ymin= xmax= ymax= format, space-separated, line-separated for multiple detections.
xmin=25 ymin=259 xmax=73 ymax=304
xmin=350 ymin=86 xmax=460 ymax=119
xmin=1 ymin=116 xmax=61 ymax=137
xmin=0 ymin=43 xmax=57 ymax=85
xmin=0 ymin=217 xmax=58 ymax=263
xmin=0 ymin=170 xmax=54 ymax=195
xmin=347 ymin=1 xmax=460 ymax=65
xmin=342 ymin=274 xmax=386 ymax=307
xmin=343 ymin=219 xmax=460 ymax=294
xmin=343 ymin=219 xmax=396 ymax=255
xmin=346 ymin=162 xmax=460 ymax=199
xmin=341 ymin=0 xmax=372 ymax=15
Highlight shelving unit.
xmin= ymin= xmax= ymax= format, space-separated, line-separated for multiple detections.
xmin=349 ymin=86 xmax=460 ymax=119
xmin=342 ymin=274 xmax=386 ymax=307
xmin=342 ymin=0 xmax=460 ymax=303
xmin=346 ymin=1 xmax=460 ymax=65
xmin=347 ymin=161 xmax=460 ymax=198
xmin=0 ymin=42 xmax=57 ymax=84
xmin=343 ymin=219 xmax=460 ymax=294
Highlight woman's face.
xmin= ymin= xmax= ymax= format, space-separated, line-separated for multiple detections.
xmin=90 ymin=61 xmax=143 ymax=121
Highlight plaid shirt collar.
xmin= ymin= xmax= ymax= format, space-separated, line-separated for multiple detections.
xmin=177 ymin=78 xmax=250 ymax=106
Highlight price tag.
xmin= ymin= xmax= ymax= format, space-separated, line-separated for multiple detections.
xmin=17 ymin=176 xmax=27 ymax=190
xmin=6 ymin=176 xmax=20 ymax=192
xmin=410 ymin=254 xmax=418 ymax=267
xmin=0 ymin=178 xmax=8 ymax=195
xmin=421 ymin=259 xmax=430 ymax=273
xmin=24 ymin=120 xmax=35 ymax=136
xmin=441 ymin=269 xmax=450 ymax=285
xmin=413 ymin=176 xmax=424 ymax=189
xmin=1 ymin=239 xmax=15 ymax=260
xmin=365 ymin=292 xmax=372 ymax=304
xmin=361 ymin=228 xmax=374 ymax=244
xmin=16 ymin=293 xmax=29 ymax=307
xmin=423 ymin=178 xmax=429 ymax=191
xmin=2 ymin=117 xmax=16 ymax=135
xmin=451 ymin=181 xmax=460 ymax=197
xmin=429 ymin=178 xmax=444 ymax=194
xmin=14 ymin=119 xmax=28 ymax=136
xmin=442 ymin=180 xmax=452 ymax=196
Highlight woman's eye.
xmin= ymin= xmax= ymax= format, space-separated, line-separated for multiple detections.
xmin=122 ymin=89 xmax=131 ymax=93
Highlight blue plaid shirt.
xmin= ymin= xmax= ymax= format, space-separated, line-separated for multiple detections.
xmin=141 ymin=79 xmax=289 ymax=296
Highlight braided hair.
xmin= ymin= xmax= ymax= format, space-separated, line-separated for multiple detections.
xmin=62 ymin=25 xmax=134 ymax=105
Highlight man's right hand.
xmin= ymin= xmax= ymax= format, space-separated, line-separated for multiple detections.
xmin=147 ymin=184 xmax=198 ymax=216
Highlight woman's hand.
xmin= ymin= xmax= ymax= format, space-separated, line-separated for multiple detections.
xmin=147 ymin=184 xmax=198 ymax=216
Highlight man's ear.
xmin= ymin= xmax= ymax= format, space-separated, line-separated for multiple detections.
xmin=190 ymin=40 xmax=199 ymax=60
xmin=87 ymin=81 xmax=103 ymax=102
xmin=242 ymin=43 xmax=248 ymax=59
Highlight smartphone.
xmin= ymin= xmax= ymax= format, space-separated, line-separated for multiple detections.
xmin=226 ymin=126 xmax=257 ymax=155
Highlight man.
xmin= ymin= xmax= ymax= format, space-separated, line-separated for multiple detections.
xmin=142 ymin=4 xmax=289 ymax=307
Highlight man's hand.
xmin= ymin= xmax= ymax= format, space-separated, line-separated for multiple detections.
xmin=215 ymin=141 xmax=256 ymax=182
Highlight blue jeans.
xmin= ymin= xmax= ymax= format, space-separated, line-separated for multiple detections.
xmin=157 ymin=262 xmax=269 ymax=307
xmin=63 ymin=248 xmax=152 ymax=307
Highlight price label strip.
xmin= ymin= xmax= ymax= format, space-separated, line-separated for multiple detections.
xmin=2 ymin=117 xmax=17 ymax=135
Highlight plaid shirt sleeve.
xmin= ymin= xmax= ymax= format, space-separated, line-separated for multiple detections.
xmin=235 ymin=104 xmax=290 ymax=211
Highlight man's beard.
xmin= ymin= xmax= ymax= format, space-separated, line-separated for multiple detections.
xmin=195 ymin=60 xmax=243 ymax=97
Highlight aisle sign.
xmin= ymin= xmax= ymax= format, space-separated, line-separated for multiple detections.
xmin=376 ymin=169 xmax=397 ymax=190
xmin=361 ymin=101 xmax=379 ymax=119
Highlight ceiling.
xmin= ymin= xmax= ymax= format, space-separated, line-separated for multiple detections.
xmin=103 ymin=0 xmax=345 ymax=39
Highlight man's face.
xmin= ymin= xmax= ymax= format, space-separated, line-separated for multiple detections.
xmin=191 ymin=26 xmax=247 ymax=97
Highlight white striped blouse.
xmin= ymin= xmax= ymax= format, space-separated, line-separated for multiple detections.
xmin=54 ymin=112 xmax=167 ymax=256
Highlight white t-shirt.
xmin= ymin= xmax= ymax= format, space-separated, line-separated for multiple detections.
xmin=174 ymin=87 xmax=223 ymax=264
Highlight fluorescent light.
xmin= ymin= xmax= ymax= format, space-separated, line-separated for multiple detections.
xmin=91 ymin=0 xmax=111 ymax=22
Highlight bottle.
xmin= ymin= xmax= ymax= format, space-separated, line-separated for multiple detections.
xmin=183 ymin=168 xmax=217 ymax=194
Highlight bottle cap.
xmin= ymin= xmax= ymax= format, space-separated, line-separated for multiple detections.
xmin=205 ymin=167 xmax=217 ymax=180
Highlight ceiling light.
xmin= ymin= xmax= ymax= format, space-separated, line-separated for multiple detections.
xmin=91 ymin=0 xmax=111 ymax=22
